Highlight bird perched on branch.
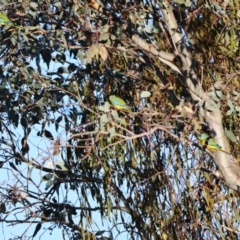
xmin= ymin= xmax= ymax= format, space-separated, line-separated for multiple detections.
xmin=199 ymin=133 xmax=230 ymax=154
xmin=109 ymin=95 xmax=132 ymax=112
xmin=0 ymin=12 xmax=22 ymax=28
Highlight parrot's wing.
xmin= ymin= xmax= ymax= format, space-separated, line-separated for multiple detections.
xmin=112 ymin=99 xmax=124 ymax=106
xmin=110 ymin=96 xmax=126 ymax=107
xmin=0 ymin=13 xmax=21 ymax=28
xmin=110 ymin=96 xmax=124 ymax=104
xmin=0 ymin=13 xmax=12 ymax=25
xmin=208 ymin=139 xmax=221 ymax=149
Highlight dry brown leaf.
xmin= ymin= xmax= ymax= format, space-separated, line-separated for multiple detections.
xmin=99 ymin=45 xmax=108 ymax=61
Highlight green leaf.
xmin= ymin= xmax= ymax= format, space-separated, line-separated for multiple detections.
xmin=45 ymin=180 xmax=54 ymax=189
xmin=99 ymin=33 xmax=109 ymax=41
xmin=107 ymin=197 xmax=112 ymax=218
xmin=44 ymin=130 xmax=54 ymax=140
xmin=95 ymin=231 xmax=105 ymax=236
xmin=144 ymin=24 xmax=154 ymax=33
xmin=77 ymin=50 xmax=84 ymax=62
xmin=55 ymin=116 xmax=62 ymax=132
xmin=56 ymin=53 xmax=66 ymax=64
xmin=140 ymin=91 xmax=151 ymax=98
xmin=9 ymin=162 xmax=18 ymax=171
xmin=111 ymin=110 xmax=126 ymax=126
xmin=100 ymin=114 xmax=108 ymax=131
xmin=205 ymin=101 xmax=217 ymax=112
xmin=20 ymin=116 xmax=28 ymax=129
xmin=0 ymin=161 xmax=4 ymax=168
xmin=214 ymin=81 xmax=223 ymax=90
xmin=225 ymin=129 xmax=237 ymax=143
xmin=8 ymin=109 xmax=19 ymax=127
xmin=42 ymin=173 xmax=53 ymax=181
xmin=227 ymin=99 xmax=234 ymax=115
xmin=208 ymin=91 xmax=221 ymax=102
xmin=29 ymin=2 xmax=39 ymax=9
xmin=10 ymin=34 xmax=17 ymax=45
xmin=53 ymin=1 xmax=62 ymax=8
xmin=56 ymin=160 xmax=68 ymax=171
xmin=107 ymin=125 xmax=116 ymax=142
xmin=40 ymin=49 xmax=51 ymax=68
xmin=175 ymin=0 xmax=192 ymax=6
xmin=0 ymin=203 xmax=6 ymax=213
xmin=32 ymin=223 xmax=42 ymax=238
xmin=98 ymin=101 xmax=110 ymax=112
xmin=235 ymin=106 xmax=240 ymax=117
xmin=232 ymin=89 xmax=239 ymax=96
xmin=64 ymin=116 xmax=70 ymax=131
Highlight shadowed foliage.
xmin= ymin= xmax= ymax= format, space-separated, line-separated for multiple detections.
xmin=0 ymin=0 xmax=240 ymax=239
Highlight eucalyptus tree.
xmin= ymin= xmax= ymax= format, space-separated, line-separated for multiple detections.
xmin=0 ymin=0 xmax=240 ymax=239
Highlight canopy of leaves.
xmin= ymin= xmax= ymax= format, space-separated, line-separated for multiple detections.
xmin=0 ymin=0 xmax=240 ymax=239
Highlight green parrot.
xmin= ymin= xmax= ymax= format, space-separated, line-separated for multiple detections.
xmin=109 ymin=95 xmax=132 ymax=112
xmin=0 ymin=12 xmax=22 ymax=28
xmin=199 ymin=133 xmax=230 ymax=154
